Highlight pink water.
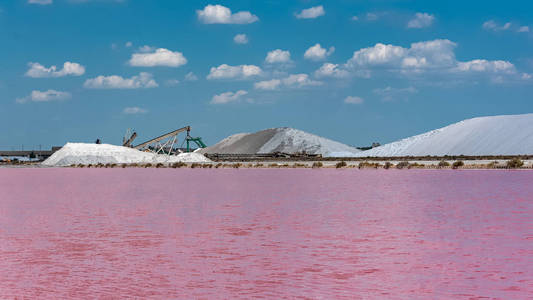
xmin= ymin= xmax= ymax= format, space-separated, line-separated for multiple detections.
xmin=0 ymin=169 xmax=531 ymax=299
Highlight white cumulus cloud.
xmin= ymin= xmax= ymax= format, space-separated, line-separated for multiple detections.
xmin=26 ymin=62 xmax=85 ymax=78
xmin=254 ymin=79 xmax=281 ymax=90
xmin=233 ymin=34 xmax=248 ymax=44
xmin=207 ymin=64 xmax=262 ymax=80
xmin=344 ymin=96 xmax=364 ymax=104
xmin=16 ymin=90 xmax=71 ymax=104
xmin=518 ymin=26 xmax=530 ymax=33
xmin=295 ymin=6 xmax=325 ymax=19
xmin=304 ymin=44 xmax=335 ymax=61
xmin=211 ymin=90 xmax=248 ymax=104
xmin=197 ymin=4 xmax=258 ymax=24
xmin=84 ymin=72 xmax=158 ymax=89
xmin=454 ymin=59 xmax=516 ymax=73
xmin=185 ymin=72 xmax=198 ymax=81
xmin=28 ymin=0 xmax=52 ymax=5
xmin=255 ymin=74 xmax=322 ymax=90
xmin=265 ymin=49 xmax=291 ymax=64
xmin=123 ymin=107 xmax=147 ymax=114
xmin=314 ymin=63 xmax=350 ymax=78
xmin=407 ymin=13 xmax=435 ymax=29
xmin=483 ymin=20 xmax=511 ymax=32
xmin=129 ymin=48 xmax=187 ymax=67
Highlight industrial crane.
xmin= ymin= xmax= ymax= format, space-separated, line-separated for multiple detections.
xmin=122 ymin=126 xmax=206 ymax=154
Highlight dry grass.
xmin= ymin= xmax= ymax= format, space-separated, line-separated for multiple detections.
xmin=312 ymin=162 xmax=323 ymax=168
xmin=336 ymin=161 xmax=347 ymax=168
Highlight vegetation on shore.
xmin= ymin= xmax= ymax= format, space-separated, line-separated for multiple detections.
xmin=6 ymin=158 xmax=531 ymax=169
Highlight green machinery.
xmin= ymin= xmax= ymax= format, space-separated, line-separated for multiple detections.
xmin=186 ymin=134 xmax=207 ymax=152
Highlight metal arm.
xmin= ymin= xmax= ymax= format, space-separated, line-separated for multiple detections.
xmin=133 ymin=126 xmax=190 ymax=150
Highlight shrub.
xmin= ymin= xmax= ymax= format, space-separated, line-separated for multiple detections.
xmin=232 ymin=163 xmax=242 ymax=169
xmin=171 ymin=162 xmax=187 ymax=168
xmin=190 ymin=163 xmax=201 ymax=168
xmin=104 ymin=163 xmax=111 ymax=168
xmin=452 ymin=161 xmax=464 ymax=169
xmin=438 ymin=160 xmax=450 ymax=167
xmin=254 ymin=163 xmax=264 ymax=168
xmin=396 ymin=161 xmax=409 ymax=169
xmin=87 ymin=164 xmax=93 ymax=168
xmin=312 ymin=162 xmax=323 ymax=168
xmin=336 ymin=161 xmax=347 ymax=168
xmin=121 ymin=164 xmax=127 ymax=168
xmin=487 ymin=161 xmax=498 ymax=168
xmin=155 ymin=163 xmax=164 ymax=168
xmin=292 ymin=163 xmax=306 ymax=168
xmin=214 ymin=163 xmax=222 ymax=169
xmin=144 ymin=163 xmax=152 ymax=168
xmin=408 ymin=162 xmax=424 ymax=169
xmin=269 ymin=163 xmax=279 ymax=168
xmin=506 ymin=158 xmax=524 ymax=168
xmin=383 ymin=162 xmax=393 ymax=169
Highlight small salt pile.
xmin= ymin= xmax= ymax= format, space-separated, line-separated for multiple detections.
xmin=42 ymin=143 xmax=211 ymax=167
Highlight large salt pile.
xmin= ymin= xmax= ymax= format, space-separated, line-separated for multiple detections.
xmin=42 ymin=143 xmax=211 ymax=167
xmin=201 ymin=127 xmax=361 ymax=157
xmin=356 ymin=113 xmax=533 ymax=157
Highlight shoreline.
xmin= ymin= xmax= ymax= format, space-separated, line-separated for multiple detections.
xmin=2 ymin=158 xmax=532 ymax=170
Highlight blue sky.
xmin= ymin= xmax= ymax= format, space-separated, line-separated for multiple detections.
xmin=1 ymin=0 xmax=532 ymax=149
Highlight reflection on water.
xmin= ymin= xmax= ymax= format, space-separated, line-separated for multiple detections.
xmin=0 ymin=169 xmax=532 ymax=298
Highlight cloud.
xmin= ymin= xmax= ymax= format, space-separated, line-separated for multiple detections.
xmin=125 ymin=41 xmax=132 ymax=47
xmin=482 ymin=20 xmax=530 ymax=33
xmin=314 ymin=63 xmax=350 ymax=78
xmin=351 ymin=16 xmax=359 ymax=21
xmin=254 ymin=79 xmax=281 ymax=90
xmin=16 ymin=90 xmax=70 ymax=104
xmin=366 ymin=13 xmax=379 ymax=21
xmin=28 ymin=0 xmax=52 ymax=5
xmin=344 ymin=96 xmax=364 ymax=104
xmin=483 ymin=20 xmax=512 ymax=32
xmin=295 ymin=5 xmax=325 ymax=19
xmin=373 ymin=86 xmax=418 ymax=101
xmin=207 ymin=64 xmax=262 ymax=79
xmin=123 ymin=107 xmax=147 ymax=114
xmin=265 ymin=49 xmax=291 ymax=64
xmin=84 ymin=72 xmax=158 ymax=89
xmin=454 ymin=59 xmax=516 ymax=73
xmin=210 ymin=90 xmax=248 ymax=104
xmin=185 ymin=72 xmax=198 ymax=81
xmin=304 ymin=44 xmax=335 ymax=61
xmin=26 ymin=62 xmax=85 ymax=78
xmin=234 ymin=33 xmax=248 ymax=44
xmin=407 ymin=13 xmax=435 ymax=29
xmin=255 ymin=74 xmax=322 ymax=90
xmin=129 ymin=48 xmax=187 ymax=67
xmin=197 ymin=4 xmax=258 ymax=24
xmin=165 ymin=79 xmax=180 ymax=86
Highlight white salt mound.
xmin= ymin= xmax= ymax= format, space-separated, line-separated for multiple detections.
xmin=42 ymin=143 xmax=211 ymax=167
xmin=356 ymin=113 xmax=533 ymax=157
xmin=201 ymin=127 xmax=360 ymax=157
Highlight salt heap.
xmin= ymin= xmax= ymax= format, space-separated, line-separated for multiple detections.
xmin=42 ymin=143 xmax=211 ymax=167
xmin=356 ymin=113 xmax=533 ymax=157
xmin=201 ymin=127 xmax=361 ymax=157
